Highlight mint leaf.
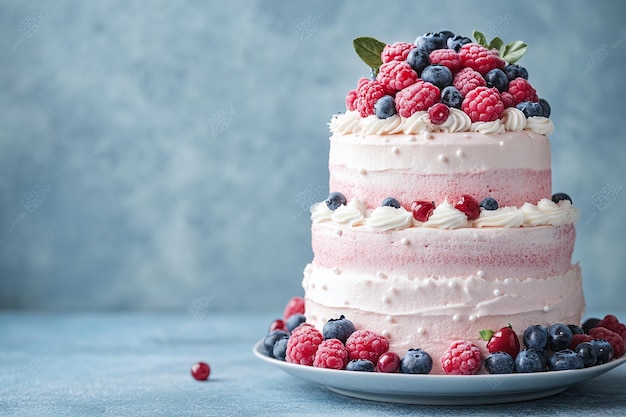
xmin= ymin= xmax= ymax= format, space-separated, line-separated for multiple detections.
xmin=502 ymin=40 xmax=528 ymax=64
xmin=479 ymin=329 xmax=495 ymax=341
xmin=473 ymin=30 xmax=488 ymax=48
xmin=353 ymin=37 xmax=386 ymax=74
xmin=489 ymin=36 xmax=504 ymax=52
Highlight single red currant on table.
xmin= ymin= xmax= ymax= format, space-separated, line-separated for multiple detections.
xmin=191 ymin=362 xmax=211 ymax=381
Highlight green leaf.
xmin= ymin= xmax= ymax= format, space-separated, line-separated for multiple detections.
xmin=479 ymin=329 xmax=495 ymax=341
xmin=502 ymin=41 xmax=528 ymax=64
xmin=473 ymin=30 xmax=488 ymax=48
xmin=489 ymin=36 xmax=504 ymax=52
xmin=353 ymin=37 xmax=386 ymax=74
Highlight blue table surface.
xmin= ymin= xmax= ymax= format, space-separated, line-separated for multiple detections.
xmin=1 ymin=310 xmax=626 ymax=417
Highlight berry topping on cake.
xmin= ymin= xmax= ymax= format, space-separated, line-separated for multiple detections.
xmin=406 ymin=47 xmax=431 ymax=75
xmin=286 ymin=325 xmax=324 ymax=366
xmin=459 ymin=43 xmax=502 ymax=75
xmin=376 ymin=351 xmax=400 ymax=373
xmin=484 ymin=68 xmax=509 ymax=93
xmin=447 ymin=35 xmax=472 ymax=52
xmin=381 ymin=197 xmax=402 ymax=209
xmin=428 ymin=103 xmax=450 ymax=125
xmin=411 ymin=200 xmax=436 ymax=222
xmin=346 ymin=359 xmax=375 ymax=372
xmin=548 ymin=323 xmax=573 ymax=351
xmin=191 ymin=362 xmax=211 ymax=381
xmin=283 ymin=296 xmax=305 ymax=319
xmin=441 ymin=340 xmax=483 ymax=375
xmin=273 ymin=336 xmax=289 ymax=361
xmin=268 ymin=318 xmax=288 ymax=332
xmin=374 ymin=95 xmax=397 ymax=119
xmin=574 ymin=342 xmax=598 ymax=367
xmin=547 ymin=349 xmax=584 ymax=371
xmin=356 ymin=79 xmax=386 ymax=117
xmin=394 ymin=80 xmax=441 ymax=117
xmin=568 ymin=324 xmax=585 ymax=335
xmin=264 ymin=329 xmax=291 ymax=358
xmin=381 ymin=41 xmax=415 ymax=63
xmin=345 ymin=89 xmax=358 ymax=111
xmin=400 ymin=348 xmax=433 ymax=374
xmin=514 ymin=348 xmax=545 ymax=373
xmin=325 ymin=191 xmax=347 ymax=210
xmin=453 ymin=67 xmax=486 ymax=96
xmin=313 ymin=339 xmax=349 ymax=369
xmin=480 ymin=324 xmax=521 ymax=359
xmin=516 ymin=101 xmax=544 ymax=117
xmin=523 ymin=324 xmax=549 ymax=351
xmin=414 ymin=32 xmax=449 ymax=54
xmin=597 ymin=314 xmax=626 ymax=339
xmin=551 ymin=192 xmax=572 ymax=204
xmin=484 ymin=352 xmax=515 ymax=374
xmin=286 ymin=313 xmax=306 ymax=332
xmin=441 ymin=86 xmax=463 ymax=109
xmin=589 ymin=327 xmax=624 ymax=358
xmin=507 ymin=77 xmax=539 ymax=105
xmin=377 ymin=60 xmax=419 ymax=94
xmin=345 ymin=330 xmax=390 ymax=364
xmin=429 ymin=48 xmax=462 ymax=72
xmin=462 ymin=86 xmax=504 ymax=122
xmin=539 ymin=98 xmax=551 ymax=117
xmin=479 ymin=197 xmax=499 ymax=211
xmin=583 ymin=317 xmax=601 ymax=334
xmin=322 ymin=315 xmax=356 ymax=343
xmin=420 ymin=65 xmax=453 ymax=89
xmin=570 ymin=333 xmax=593 ymax=349
xmin=454 ymin=194 xmax=481 ymax=220
xmin=590 ymin=339 xmax=614 ymax=364
xmin=504 ymin=63 xmax=529 ymax=80
xmin=500 ymin=91 xmax=515 ymax=108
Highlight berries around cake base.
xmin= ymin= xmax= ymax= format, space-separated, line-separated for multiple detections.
xmin=263 ymin=298 xmax=625 ymax=375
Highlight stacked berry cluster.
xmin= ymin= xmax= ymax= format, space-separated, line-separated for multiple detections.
xmin=346 ymin=31 xmax=549 ymax=124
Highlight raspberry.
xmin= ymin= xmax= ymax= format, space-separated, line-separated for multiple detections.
xmin=381 ymin=42 xmax=415 ymax=63
xmin=570 ymin=333 xmax=593 ymax=350
xmin=507 ymin=77 xmax=539 ymax=105
xmin=345 ymin=89 xmax=358 ymax=111
xmin=462 ymin=86 xmax=504 ymax=122
xmin=394 ymin=80 xmax=441 ymax=118
xmin=500 ymin=91 xmax=515 ymax=108
xmin=283 ymin=296 xmax=305 ymax=320
xmin=453 ymin=67 xmax=486 ymax=97
xmin=376 ymin=60 xmax=418 ymax=95
xmin=429 ymin=49 xmax=462 ymax=73
xmin=313 ymin=339 xmax=349 ymax=369
xmin=428 ymin=103 xmax=449 ymax=125
xmin=345 ymin=330 xmax=389 ymax=364
xmin=590 ymin=326 xmax=624 ymax=358
xmin=286 ymin=325 xmax=323 ymax=365
xmin=357 ymin=77 xmax=370 ymax=89
xmin=597 ymin=315 xmax=626 ymax=339
xmin=459 ymin=43 xmax=501 ymax=75
xmin=356 ymin=80 xmax=386 ymax=117
xmin=441 ymin=340 xmax=483 ymax=375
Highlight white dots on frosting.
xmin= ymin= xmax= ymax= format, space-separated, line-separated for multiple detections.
xmin=333 ymin=267 xmax=342 ymax=275
xmin=358 ymin=168 xmax=367 ymax=175
xmin=503 ymin=278 xmax=512 ymax=286
xmin=410 ymin=135 xmax=418 ymax=142
xmin=499 ymin=140 xmax=505 ymax=146
xmin=382 ymin=296 xmax=390 ymax=304
xmin=493 ymin=289 xmax=502 ymax=297
xmin=453 ymin=314 xmax=461 ymax=322
xmin=544 ymin=305 xmax=550 ymax=312
xmin=321 ymin=284 xmax=327 ymax=291
xmin=335 ymin=229 xmax=343 ymax=236
xmin=422 ymin=131 xmax=433 ymax=140
xmin=386 ymin=315 xmax=394 ymax=323
xmin=438 ymin=154 xmax=448 ymax=163
xmin=382 ymin=330 xmax=391 ymax=339
xmin=469 ymin=315 xmax=477 ymax=322
xmin=477 ymin=270 xmax=485 ymax=278
xmin=392 ymin=147 xmax=400 ymax=155
xmin=456 ymin=149 xmax=465 ymax=157
xmin=400 ymin=237 xmax=410 ymax=245
xmin=448 ymin=281 xmax=456 ymax=290
xmin=417 ymin=327 xmax=425 ymax=335
xmin=343 ymin=300 xmax=350 ymax=306
xmin=376 ymin=271 xmax=388 ymax=280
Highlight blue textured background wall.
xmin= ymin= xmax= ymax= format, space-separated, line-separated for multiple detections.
xmin=0 ymin=0 xmax=625 ymax=313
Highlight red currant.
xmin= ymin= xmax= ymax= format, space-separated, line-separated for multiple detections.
xmin=191 ymin=362 xmax=211 ymax=381
xmin=377 ymin=351 xmax=400 ymax=373
xmin=269 ymin=319 xmax=288 ymax=332
xmin=411 ymin=200 xmax=436 ymax=222
xmin=454 ymin=194 xmax=480 ymax=220
xmin=428 ymin=103 xmax=450 ymax=125
xmin=480 ymin=324 xmax=520 ymax=359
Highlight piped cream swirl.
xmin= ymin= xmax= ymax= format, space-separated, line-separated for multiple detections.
xmin=423 ymin=200 xmax=468 ymax=229
xmin=473 ymin=206 xmax=524 ymax=228
xmin=365 ymin=206 xmax=413 ymax=231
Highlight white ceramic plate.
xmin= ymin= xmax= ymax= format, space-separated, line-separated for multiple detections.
xmin=253 ymin=340 xmax=626 ymax=405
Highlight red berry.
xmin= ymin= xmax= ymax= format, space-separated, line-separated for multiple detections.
xmin=286 ymin=325 xmax=324 ymax=366
xmin=345 ymin=330 xmax=389 ymax=364
xmin=428 ymin=103 xmax=450 ymax=125
xmin=394 ymin=80 xmax=441 ymax=118
xmin=283 ymin=296 xmax=305 ymax=320
xmin=441 ymin=340 xmax=483 ymax=375
xmin=500 ymin=91 xmax=515 ymax=108
xmin=462 ymin=86 xmax=504 ymax=123
xmin=269 ymin=319 xmax=288 ymax=333
xmin=597 ymin=315 xmax=626 ymax=339
xmin=377 ymin=60 xmax=418 ymax=95
xmin=411 ymin=200 xmax=436 ymax=222
xmin=356 ymin=80 xmax=386 ymax=117
xmin=454 ymin=194 xmax=481 ymax=220
xmin=481 ymin=324 xmax=521 ymax=359
xmin=313 ymin=339 xmax=349 ymax=369
xmin=570 ymin=333 xmax=593 ymax=350
xmin=345 ymin=89 xmax=358 ymax=111
xmin=429 ymin=49 xmax=462 ymax=73
xmin=459 ymin=43 xmax=501 ymax=75
xmin=377 ymin=351 xmax=400 ymax=373
xmin=453 ymin=67 xmax=486 ymax=97
xmin=381 ymin=42 xmax=415 ymax=63
xmin=191 ymin=362 xmax=211 ymax=381
xmin=589 ymin=326 xmax=625 ymax=358
xmin=507 ymin=77 xmax=539 ymax=105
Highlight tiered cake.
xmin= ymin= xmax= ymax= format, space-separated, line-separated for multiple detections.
xmin=301 ymin=31 xmax=585 ymax=374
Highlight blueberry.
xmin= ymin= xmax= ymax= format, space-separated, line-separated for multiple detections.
xmin=441 ymin=86 xmax=463 ymax=109
xmin=447 ymin=35 xmax=472 ymax=52
xmin=539 ymin=98 xmax=551 ymax=117
xmin=516 ymin=101 xmax=544 ymax=117
xmin=590 ymin=339 xmax=614 ymax=364
xmin=504 ymin=64 xmax=529 ymax=80
xmin=582 ymin=317 xmax=601 ymax=334
xmin=263 ymin=330 xmax=290 ymax=357
xmin=420 ymin=65 xmax=453 ymax=89
xmin=485 ymin=352 xmax=514 ymax=374
xmin=272 ymin=336 xmax=289 ymax=361
xmin=515 ymin=348 xmax=545 ymax=373
xmin=548 ymin=323 xmax=573 ymax=351
xmin=322 ymin=315 xmax=356 ymax=344
xmin=406 ymin=47 xmax=430 ymax=75
xmin=400 ymin=348 xmax=433 ymax=374
xmin=438 ymin=30 xmax=456 ymax=42
xmin=325 ymin=191 xmax=346 ymax=210
xmin=414 ymin=32 xmax=448 ymax=54
xmin=568 ymin=324 xmax=585 ymax=335
xmin=552 ymin=193 xmax=572 ymax=204
xmin=374 ymin=95 xmax=397 ymax=119
xmin=479 ymin=197 xmax=499 ymax=211
xmin=286 ymin=313 xmax=306 ymax=332
xmin=484 ymin=68 xmax=509 ymax=93
xmin=523 ymin=325 xmax=549 ymax=351
xmin=346 ymin=359 xmax=375 ymax=372
xmin=548 ymin=349 xmax=584 ymax=371
xmin=382 ymin=197 xmax=401 ymax=209
xmin=575 ymin=342 xmax=598 ymax=367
